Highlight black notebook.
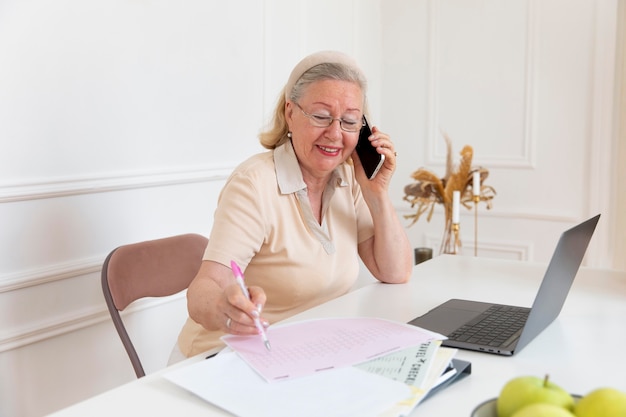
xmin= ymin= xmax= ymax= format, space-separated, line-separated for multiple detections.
xmin=422 ymin=358 xmax=472 ymax=402
xmin=409 ymin=214 xmax=600 ymax=356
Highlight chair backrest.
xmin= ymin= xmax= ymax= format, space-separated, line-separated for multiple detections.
xmin=101 ymin=233 xmax=208 ymax=378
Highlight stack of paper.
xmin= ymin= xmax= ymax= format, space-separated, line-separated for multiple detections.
xmin=164 ymin=317 xmax=470 ymax=417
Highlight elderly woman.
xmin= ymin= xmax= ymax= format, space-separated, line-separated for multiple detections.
xmin=175 ymin=50 xmax=412 ymax=358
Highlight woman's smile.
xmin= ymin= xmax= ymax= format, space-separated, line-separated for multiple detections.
xmin=317 ymin=144 xmax=342 ymax=156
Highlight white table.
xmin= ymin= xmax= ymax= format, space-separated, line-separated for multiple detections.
xmin=48 ymin=255 xmax=626 ymax=416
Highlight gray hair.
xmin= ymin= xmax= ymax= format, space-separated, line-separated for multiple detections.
xmin=288 ymin=62 xmax=367 ymax=103
xmin=259 ymin=62 xmax=368 ymax=150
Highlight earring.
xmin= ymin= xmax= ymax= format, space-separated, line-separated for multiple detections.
xmin=287 ymin=132 xmax=292 ymax=138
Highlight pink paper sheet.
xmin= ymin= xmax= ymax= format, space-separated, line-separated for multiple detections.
xmin=222 ymin=317 xmax=444 ymax=382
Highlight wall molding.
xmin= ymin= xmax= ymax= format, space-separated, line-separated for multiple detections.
xmin=0 ymin=256 xmax=103 ymax=293
xmin=0 ymin=166 xmax=232 ymax=352
xmin=585 ymin=0 xmax=620 ymax=269
xmin=425 ymin=233 xmax=531 ymax=261
xmin=426 ymin=0 xmax=537 ymax=169
xmin=0 ymin=166 xmax=234 ymax=203
xmin=0 ymin=292 xmax=185 ymax=353
xmin=395 ymin=202 xmax=580 ymax=224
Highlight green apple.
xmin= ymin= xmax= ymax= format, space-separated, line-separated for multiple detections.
xmin=511 ymin=403 xmax=576 ymax=417
xmin=575 ymin=387 xmax=626 ymax=417
xmin=496 ymin=375 xmax=574 ymax=417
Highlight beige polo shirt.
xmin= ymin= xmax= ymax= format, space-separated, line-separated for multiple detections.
xmin=178 ymin=141 xmax=375 ymax=356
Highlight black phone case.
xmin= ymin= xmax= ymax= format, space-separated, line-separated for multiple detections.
xmin=356 ymin=116 xmax=385 ymax=179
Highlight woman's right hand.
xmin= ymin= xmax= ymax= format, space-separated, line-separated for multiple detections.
xmin=219 ymin=282 xmax=268 ymax=335
xmin=187 ymin=260 xmax=268 ymax=335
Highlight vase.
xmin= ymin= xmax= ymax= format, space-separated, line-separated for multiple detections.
xmin=440 ymin=218 xmax=461 ymax=255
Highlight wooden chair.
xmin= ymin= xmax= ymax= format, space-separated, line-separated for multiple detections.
xmin=101 ymin=233 xmax=208 ymax=378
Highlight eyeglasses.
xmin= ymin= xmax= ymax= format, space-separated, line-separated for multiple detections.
xmin=295 ymin=102 xmax=364 ymax=133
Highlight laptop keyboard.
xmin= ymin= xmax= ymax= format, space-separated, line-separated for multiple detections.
xmin=448 ymin=305 xmax=530 ymax=348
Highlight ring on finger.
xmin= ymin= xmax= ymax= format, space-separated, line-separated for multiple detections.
xmin=226 ymin=317 xmax=232 ymax=329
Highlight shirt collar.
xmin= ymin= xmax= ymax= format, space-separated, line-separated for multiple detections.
xmin=274 ymin=140 xmax=349 ymax=195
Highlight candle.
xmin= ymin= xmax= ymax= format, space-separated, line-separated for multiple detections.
xmin=473 ymin=171 xmax=481 ymax=196
xmin=452 ymin=190 xmax=460 ymax=224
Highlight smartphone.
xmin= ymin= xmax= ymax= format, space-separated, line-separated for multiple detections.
xmin=355 ymin=115 xmax=385 ymax=180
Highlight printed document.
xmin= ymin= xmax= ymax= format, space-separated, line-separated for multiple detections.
xmin=222 ymin=317 xmax=445 ymax=382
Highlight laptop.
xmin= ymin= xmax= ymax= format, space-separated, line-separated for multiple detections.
xmin=409 ymin=214 xmax=600 ymax=356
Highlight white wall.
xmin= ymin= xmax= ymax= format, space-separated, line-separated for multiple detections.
xmin=382 ymin=0 xmax=623 ymax=267
xmin=616 ymin=0 xmax=626 ymax=272
xmin=0 ymin=0 xmax=622 ymax=416
xmin=0 ymin=1 xmax=384 ymax=415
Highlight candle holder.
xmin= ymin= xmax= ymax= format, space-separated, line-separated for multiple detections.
xmin=473 ymin=194 xmax=480 ymax=256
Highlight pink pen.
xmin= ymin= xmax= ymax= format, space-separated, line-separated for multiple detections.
xmin=230 ymin=260 xmax=271 ymax=351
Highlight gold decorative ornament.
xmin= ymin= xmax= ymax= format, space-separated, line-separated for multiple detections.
xmin=403 ymin=132 xmax=496 ymax=255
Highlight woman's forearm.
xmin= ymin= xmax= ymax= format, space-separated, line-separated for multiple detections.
xmin=361 ymin=195 xmax=413 ymax=283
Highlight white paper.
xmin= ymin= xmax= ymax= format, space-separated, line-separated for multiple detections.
xmin=164 ymin=351 xmax=412 ymax=417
